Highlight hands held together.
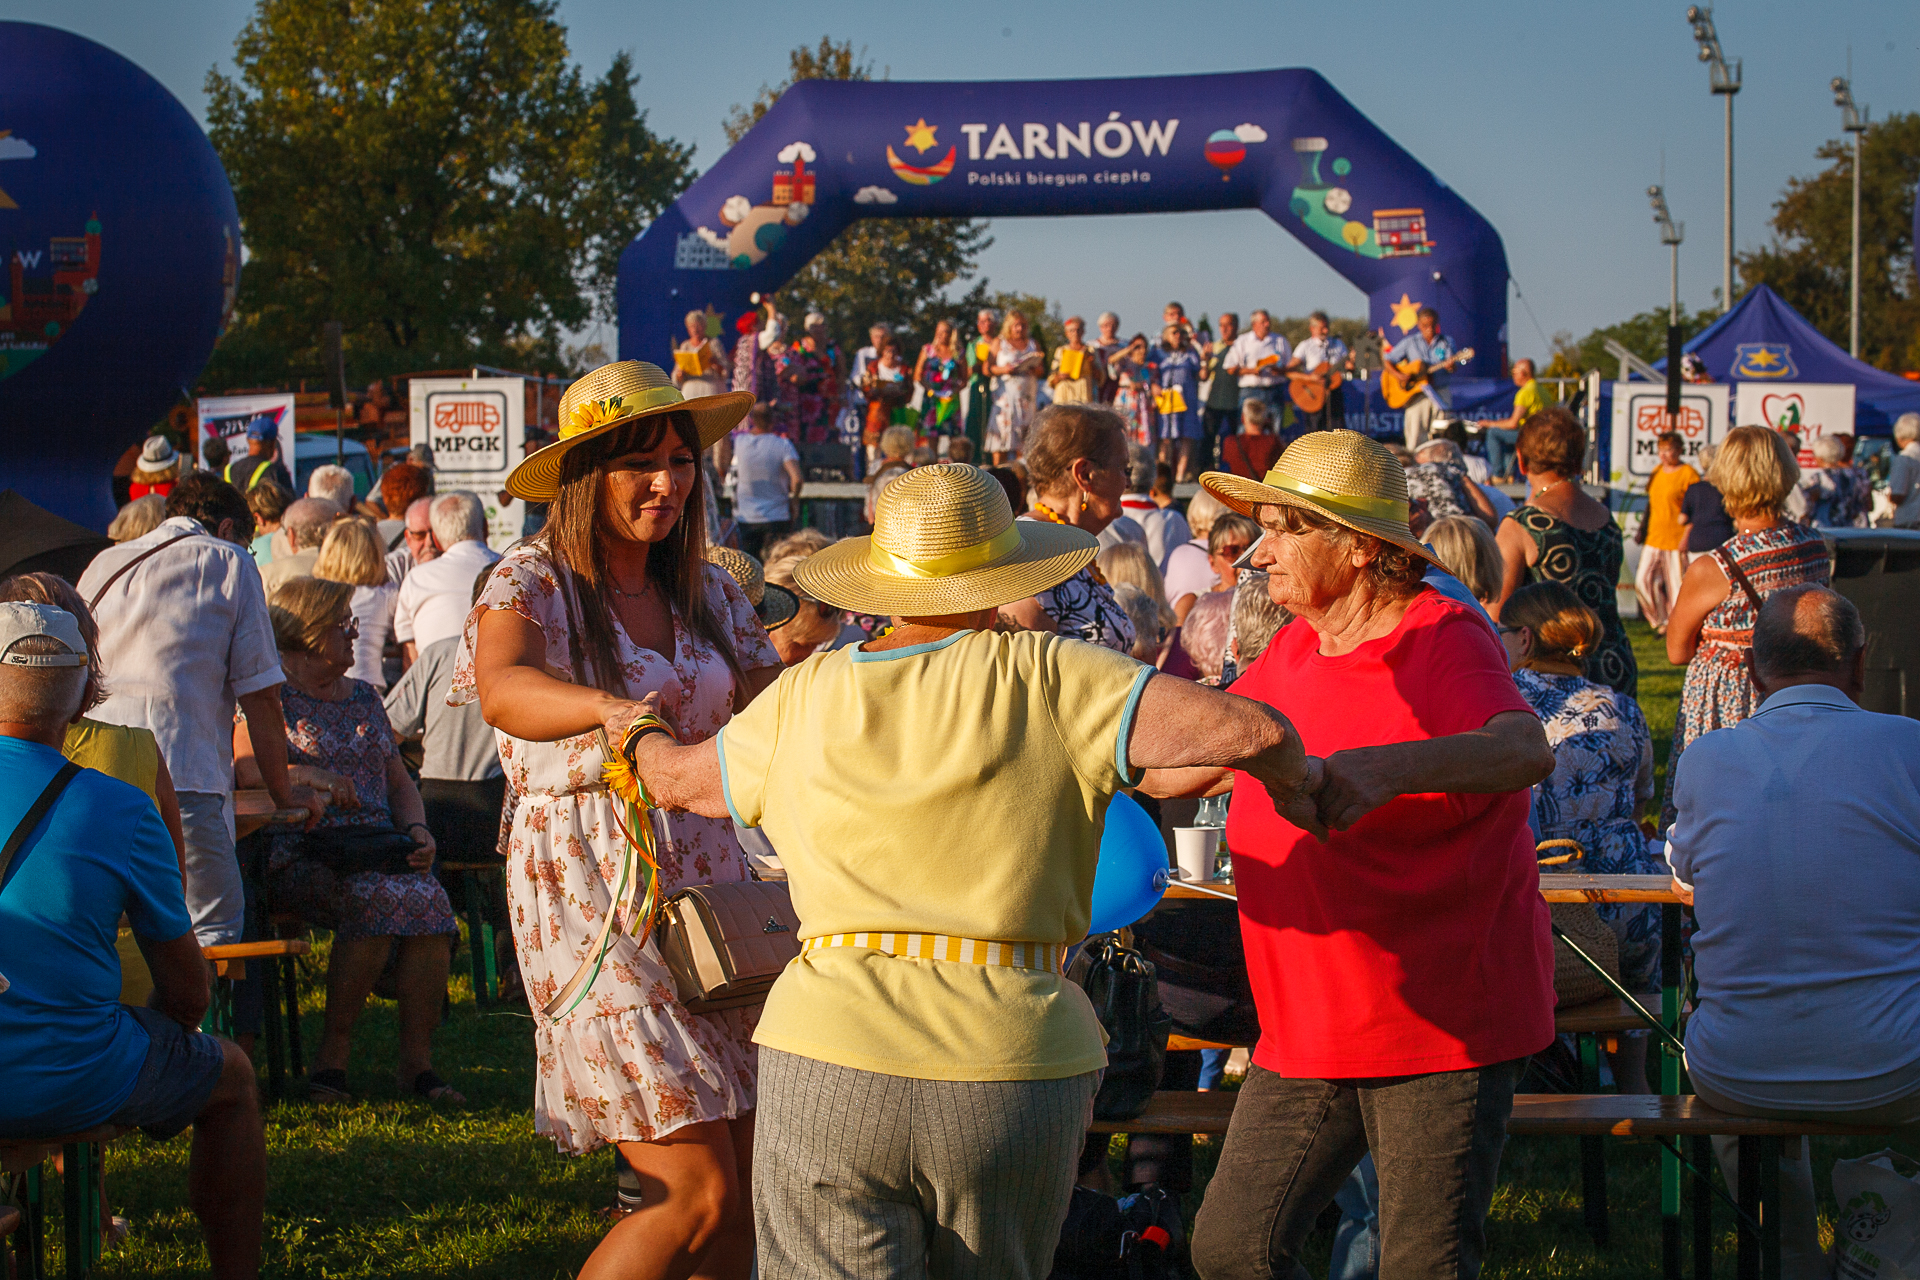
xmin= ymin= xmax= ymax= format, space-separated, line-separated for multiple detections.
xmin=1245 ymin=749 xmax=1401 ymax=841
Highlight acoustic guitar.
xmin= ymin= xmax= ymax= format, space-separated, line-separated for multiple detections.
xmin=1380 ymin=347 xmax=1474 ymax=410
xmin=1287 ymin=367 xmax=1346 ymax=414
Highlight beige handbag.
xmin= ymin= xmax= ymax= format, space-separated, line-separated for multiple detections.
xmin=657 ymin=880 xmax=802 ymax=1013
xmin=1538 ymin=840 xmax=1623 ymax=1008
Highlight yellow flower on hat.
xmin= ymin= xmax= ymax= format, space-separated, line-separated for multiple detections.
xmin=568 ymin=396 xmax=633 ymax=436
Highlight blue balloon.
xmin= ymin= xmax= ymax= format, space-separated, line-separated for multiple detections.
xmin=1089 ymin=792 xmax=1171 ymax=936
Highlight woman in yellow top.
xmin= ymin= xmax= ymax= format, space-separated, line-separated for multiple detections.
xmin=627 ymin=461 xmax=1322 ymax=1278
xmin=1634 ymin=429 xmax=1701 ymax=634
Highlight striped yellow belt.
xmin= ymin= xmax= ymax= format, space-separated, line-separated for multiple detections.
xmin=802 ymin=932 xmax=1067 ymax=974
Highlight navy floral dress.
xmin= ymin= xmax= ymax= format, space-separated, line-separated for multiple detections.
xmin=267 ymin=681 xmax=456 ymax=942
xmin=1515 ymin=668 xmax=1661 ymax=991
xmin=1019 ymin=511 xmax=1136 ymax=652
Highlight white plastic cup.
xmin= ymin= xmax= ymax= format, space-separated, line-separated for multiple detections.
xmin=1173 ymin=827 xmax=1218 ymax=883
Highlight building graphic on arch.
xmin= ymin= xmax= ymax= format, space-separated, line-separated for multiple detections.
xmin=0 ymin=213 xmax=101 ymax=382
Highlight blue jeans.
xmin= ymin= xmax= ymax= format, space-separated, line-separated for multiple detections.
xmin=1197 ymin=1048 xmax=1231 ymax=1090
xmin=1329 ymin=1153 xmax=1381 ymax=1280
xmin=1237 ymin=384 xmax=1284 ymax=429
xmin=1483 ymin=427 xmax=1519 ymax=480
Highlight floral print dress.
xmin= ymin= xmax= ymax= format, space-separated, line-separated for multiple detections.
xmin=267 ymin=681 xmax=456 ymax=942
xmin=451 ymin=545 xmax=783 ymax=1154
xmin=1018 ymin=511 xmax=1136 ymax=652
xmin=987 ymin=338 xmax=1040 ymax=455
xmin=775 ymin=341 xmax=840 ymax=444
xmin=1514 ymin=668 xmax=1661 ymax=990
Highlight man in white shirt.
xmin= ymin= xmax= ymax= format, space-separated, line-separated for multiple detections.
xmin=258 ymin=496 xmax=342 ymax=595
xmin=847 ymin=322 xmax=891 ymax=424
xmin=1668 ymin=585 xmax=1920 ymax=1278
xmin=394 ymin=491 xmax=499 ymax=664
xmin=77 ymin=474 xmax=316 ymax=946
xmin=1885 ymin=412 xmax=1920 ymax=527
xmin=1223 ymin=309 xmax=1290 ymax=426
xmin=729 ymin=404 xmax=804 ymax=559
xmin=1286 ymin=310 xmax=1350 ymax=437
xmin=1142 ymin=467 xmax=1192 ymax=571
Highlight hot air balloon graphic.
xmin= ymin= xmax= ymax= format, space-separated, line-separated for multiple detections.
xmin=1205 ymin=123 xmax=1265 ymax=181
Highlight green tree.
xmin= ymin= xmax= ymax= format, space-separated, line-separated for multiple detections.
xmin=203 ymin=0 xmax=693 ymax=388
xmin=1737 ymin=112 xmax=1920 ymax=372
xmin=725 ymin=38 xmax=992 ymax=356
xmin=1541 ymin=304 xmax=1717 ymax=382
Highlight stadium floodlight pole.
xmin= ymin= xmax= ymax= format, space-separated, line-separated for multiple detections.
xmin=1832 ymin=75 xmax=1869 ymax=358
xmin=1687 ymin=7 xmax=1741 ymax=313
xmin=1650 ymin=186 xmax=1686 ymax=418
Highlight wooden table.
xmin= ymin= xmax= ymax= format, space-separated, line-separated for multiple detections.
xmin=232 ymin=788 xmax=309 ymax=838
xmin=1164 ymin=871 xmax=1683 ymax=904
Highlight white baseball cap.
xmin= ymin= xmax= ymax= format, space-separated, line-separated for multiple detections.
xmin=0 ymin=602 xmax=89 ymax=668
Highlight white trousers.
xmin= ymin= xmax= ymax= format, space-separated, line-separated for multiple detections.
xmin=1634 ymin=546 xmax=1688 ymax=630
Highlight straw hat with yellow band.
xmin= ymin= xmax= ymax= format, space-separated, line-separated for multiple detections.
xmin=705 ymin=545 xmax=800 ymax=631
xmin=1198 ymin=429 xmax=1447 ymax=573
xmin=505 ymin=360 xmax=752 ymax=503
xmin=796 ymin=463 xmax=1098 ymax=616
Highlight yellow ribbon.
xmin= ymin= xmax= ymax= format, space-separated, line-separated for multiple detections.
xmin=1259 ymin=472 xmax=1410 ymax=524
xmin=866 ymin=522 xmax=1023 ymax=579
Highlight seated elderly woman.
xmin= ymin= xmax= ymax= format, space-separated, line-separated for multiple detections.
xmin=1186 ymin=430 xmax=1555 ymax=1279
xmin=238 ymin=577 xmax=461 ymax=1105
xmin=623 ymin=461 xmax=1322 ymax=1277
xmin=1500 ymin=580 xmax=1659 ymax=1092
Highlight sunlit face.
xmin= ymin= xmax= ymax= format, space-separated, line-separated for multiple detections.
xmin=685 ymin=315 xmax=705 ymax=341
xmin=1164 ymin=325 xmax=1185 ymax=349
xmin=977 ymin=311 xmax=996 ymax=335
xmin=1251 ymin=312 xmax=1272 ymax=338
xmin=869 ymin=326 xmax=889 ymax=349
xmin=1250 ymin=505 xmax=1365 ymax=617
xmin=1064 ymin=319 xmax=1084 ymax=345
xmin=1208 ymin=530 xmax=1254 ymax=589
xmin=1417 ymin=314 xmax=1438 ymax=340
xmin=1309 ymin=317 xmax=1329 ymax=339
xmin=1079 ymin=448 xmax=1128 ymax=525
xmin=1218 ymin=314 xmax=1239 ymax=341
xmin=1513 ymin=361 xmax=1534 ymax=385
xmin=1164 ymin=305 xmax=1184 ymax=326
xmin=1099 ymin=316 xmax=1119 ymax=341
xmin=1007 ymin=315 xmax=1028 ymax=343
xmin=301 ymin=609 xmax=358 ymax=676
xmin=1659 ymin=441 xmax=1682 ymax=467
xmin=598 ymin=428 xmax=698 ymax=546
xmin=933 ymin=319 xmax=952 ymax=345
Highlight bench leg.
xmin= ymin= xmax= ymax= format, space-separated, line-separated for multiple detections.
xmin=460 ymin=872 xmax=495 ymax=1006
xmin=10 ymin=1166 xmax=45 ymax=1280
xmin=1576 ymin=1034 xmax=1610 ymax=1247
xmin=1661 ymin=904 xmax=1684 ymax=1280
xmin=281 ymin=949 xmax=305 ymax=1079
xmin=1692 ymin=1134 xmax=1714 ymax=1280
xmin=1735 ymin=1137 xmax=1759 ymax=1280
xmin=59 ymin=1142 xmax=98 ymax=1280
xmin=1756 ymin=1136 xmax=1781 ymax=1280
xmin=260 ymin=955 xmax=288 ymax=1101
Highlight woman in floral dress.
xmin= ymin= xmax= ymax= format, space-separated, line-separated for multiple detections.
xmin=1108 ymin=333 xmax=1157 ymax=450
xmin=1500 ymin=580 xmax=1659 ymax=1092
xmin=914 ymin=319 xmax=964 ymax=443
xmin=1004 ymin=403 xmax=1136 ymax=652
xmin=1663 ymin=425 xmax=1829 ymax=823
xmin=986 ymin=309 xmax=1042 ymax=465
xmin=239 ymin=576 xmax=461 ymax=1104
xmin=774 ymin=312 xmax=841 ymax=444
xmin=460 ymin=360 xmax=779 ymax=1280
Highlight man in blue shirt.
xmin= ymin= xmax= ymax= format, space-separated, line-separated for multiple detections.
xmin=0 ymin=602 xmax=264 ymax=1280
xmin=1383 ymin=306 xmax=1457 ymax=451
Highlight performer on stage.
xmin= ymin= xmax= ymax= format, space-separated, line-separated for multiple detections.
xmin=622 ymin=454 xmax=1323 ymax=1279
xmin=1382 ymin=306 xmax=1459 ymax=450
xmin=1286 ymin=311 xmax=1351 ymax=439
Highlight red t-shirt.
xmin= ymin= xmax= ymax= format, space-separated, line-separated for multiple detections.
xmin=1226 ymin=588 xmax=1554 ymax=1077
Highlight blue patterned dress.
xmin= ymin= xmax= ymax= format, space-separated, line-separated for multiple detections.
xmin=1515 ymin=669 xmax=1660 ymax=990
xmin=1018 ymin=511 xmax=1136 ymax=652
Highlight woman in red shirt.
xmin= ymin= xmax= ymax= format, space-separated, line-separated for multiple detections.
xmin=1176 ymin=431 xmax=1555 ymax=1279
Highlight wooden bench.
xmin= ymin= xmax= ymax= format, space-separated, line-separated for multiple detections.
xmin=3 ymin=1126 xmax=123 ymax=1280
xmin=438 ymin=860 xmax=506 ymax=1005
xmin=1091 ymin=1092 xmax=1883 ymax=1280
xmin=202 ymin=938 xmax=311 ymax=1100
xmin=231 ymin=789 xmax=310 ymax=840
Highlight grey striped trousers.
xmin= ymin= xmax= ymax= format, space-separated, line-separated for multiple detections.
xmin=754 ymin=1048 xmax=1099 ymax=1280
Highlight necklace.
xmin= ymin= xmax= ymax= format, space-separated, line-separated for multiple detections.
xmin=1028 ymin=501 xmax=1069 ymax=526
xmin=608 ymin=574 xmax=651 ymax=600
xmin=1531 ymin=477 xmax=1572 ymax=500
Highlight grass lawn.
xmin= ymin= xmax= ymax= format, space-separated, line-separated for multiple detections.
xmin=39 ymin=629 xmax=1905 ymax=1276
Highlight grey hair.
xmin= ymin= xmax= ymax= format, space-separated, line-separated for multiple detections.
xmin=282 ymin=497 xmax=342 ymax=551
xmin=1896 ymin=413 xmax=1920 ymax=444
xmin=1811 ymin=435 xmax=1848 ymax=464
xmin=1184 ymin=489 xmax=1228 ymax=540
xmin=1231 ymin=574 xmax=1291 ymax=666
xmin=108 ymin=494 xmax=168 ymax=544
xmin=307 ymin=464 xmax=356 ymax=510
xmin=978 ymin=308 xmax=999 ymax=322
xmin=1752 ymin=584 xmax=1865 ymax=680
xmin=430 ymin=491 xmax=487 ymax=546
xmin=0 ymin=635 xmax=89 ymax=728
xmin=1097 ymin=311 xmax=1118 ymax=326
xmin=1127 ymin=445 xmax=1157 ymax=492
xmin=1241 ymin=397 xmax=1273 ymax=427
xmin=1415 ymin=438 xmax=1464 ymax=465
xmin=1112 ymin=583 xmax=1165 ymax=663
xmin=1180 ymin=591 xmax=1232 ymax=680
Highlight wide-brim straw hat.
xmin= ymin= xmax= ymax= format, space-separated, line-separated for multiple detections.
xmin=1199 ymin=430 xmax=1447 ymax=573
xmin=705 ymin=545 xmax=799 ymax=631
xmin=796 ymin=463 xmax=1097 ymax=616
xmin=506 ymin=360 xmax=752 ymax=503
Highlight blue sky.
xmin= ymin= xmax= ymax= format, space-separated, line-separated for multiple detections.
xmin=10 ymin=0 xmax=1915 ymax=364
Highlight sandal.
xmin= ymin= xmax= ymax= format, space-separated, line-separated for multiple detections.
xmin=411 ymin=1070 xmax=466 ymax=1104
xmin=307 ymin=1068 xmax=352 ymax=1103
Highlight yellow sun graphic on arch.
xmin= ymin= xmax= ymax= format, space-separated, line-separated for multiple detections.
xmin=903 ymin=118 xmax=939 ymax=154
xmin=1389 ymin=293 xmax=1421 ymax=335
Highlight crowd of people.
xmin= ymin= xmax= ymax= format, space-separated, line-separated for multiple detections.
xmin=1 ymin=339 xmax=1914 ymax=1280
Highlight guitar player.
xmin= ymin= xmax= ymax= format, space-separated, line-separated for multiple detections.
xmin=1381 ymin=305 xmax=1463 ymax=449
xmin=1286 ymin=310 xmax=1352 ymax=439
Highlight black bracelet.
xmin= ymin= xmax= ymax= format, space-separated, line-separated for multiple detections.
xmin=404 ymin=823 xmax=431 ymax=842
xmin=624 ymin=724 xmax=673 ymax=756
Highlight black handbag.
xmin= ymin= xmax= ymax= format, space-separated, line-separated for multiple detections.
xmin=1049 ymin=1184 xmax=1183 ymax=1280
xmin=1074 ymin=935 xmax=1172 ymax=1122
xmin=296 ymin=824 xmax=422 ymax=876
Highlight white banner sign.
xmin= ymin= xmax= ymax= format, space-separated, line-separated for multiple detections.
xmin=1608 ymin=382 xmax=1730 ymax=486
xmin=409 ymin=377 xmax=526 ymax=551
xmin=1735 ymin=383 xmax=1855 ymax=462
xmin=196 ymin=393 xmax=297 ymax=480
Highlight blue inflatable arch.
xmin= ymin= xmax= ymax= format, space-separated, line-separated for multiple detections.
xmin=619 ymin=69 xmax=1508 ymax=380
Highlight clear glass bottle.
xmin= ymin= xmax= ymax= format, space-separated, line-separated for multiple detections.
xmin=1194 ymin=793 xmax=1230 ymax=881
